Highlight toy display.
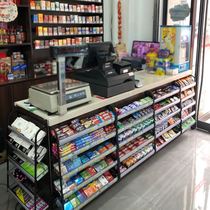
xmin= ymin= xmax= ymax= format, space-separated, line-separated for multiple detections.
xmin=160 ymin=26 xmax=191 ymax=73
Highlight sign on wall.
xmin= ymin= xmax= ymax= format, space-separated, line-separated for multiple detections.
xmin=0 ymin=1 xmax=18 ymax=23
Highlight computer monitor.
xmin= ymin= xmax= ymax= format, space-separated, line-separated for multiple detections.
xmin=131 ymin=41 xmax=160 ymax=59
xmin=86 ymin=42 xmax=116 ymax=68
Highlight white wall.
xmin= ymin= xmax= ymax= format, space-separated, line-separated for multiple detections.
xmin=104 ymin=0 xmax=156 ymax=53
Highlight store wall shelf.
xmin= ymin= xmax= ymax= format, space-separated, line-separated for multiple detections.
xmin=8 ymin=126 xmax=35 ymax=146
xmin=118 ymin=113 xmax=153 ymax=134
xmin=121 ymin=150 xmax=155 ymax=178
xmin=120 ymin=138 xmax=154 ymax=162
xmin=32 ymin=23 xmax=103 ymax=27
xmin=154 ymin=89 xmax=180 ymax=103
xmin=119 ymin=124 xmax=155 ymax=148
xmin=181 ymin=93 xmax=195 ymax=102
xmin=156 ymin=109 xmax=181 ymax=125
xmin=118 ymin=102 xmax=153 ymax=120
xmin=181 ymin=82 xmax=196 ymax=92
xmin=0 ymin=43 xmax=31 ymax=48
xmin=74 ymin=178 xmax=118 ymax=210
xmin=57 ymin=161 xmax=117 ymax=200
xmin=33 ymin=33 xmax=104 ymax=40
xmin=182 ymin=101 xmax=196 ymax=111
xmin=156 ymin=132 xmax=181 ymax=152
xmin=8 ymin=172 xmax=34 ymax=198
xmin=31 ymin=10 xmax=103 ymax=15
xmin=182 ymin=111 xmax=196 ymax=123
xmin=60 ymin=131 xmax=116 ymax=162
xmin=58 ymin=118 xmax=115 ymax=146
xmin=56 ymin=146 xmax=117 ymax=181
xmin=156 ymin=120 xmax=181 ymax=138
xmin=155 ymin=99 xmax=180 ymax=115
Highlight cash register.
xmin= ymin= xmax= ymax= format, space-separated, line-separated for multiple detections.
xmin=71 ymin=42 xmax=135 ymax=97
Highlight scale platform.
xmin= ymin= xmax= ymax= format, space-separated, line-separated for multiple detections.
xmin=29 ymin=79 xmax=92 ymax=114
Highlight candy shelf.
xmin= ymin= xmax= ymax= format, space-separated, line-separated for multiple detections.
xmin=156 ymin=120 xmax=181 ymax=138
xmin=119 ymin=124 xmax=155 ymax=148
xmin=155 ymin=99 xmax=180 ymax=115
xmin=56 ymin=161 xmax=117 ymax=200
xmin=182 ymin=111 xmax=196 ymax=123
xmin=121 ymin=150 xmax=155 ymax=178
xmin=31 ymin=10 xmax=103 ymax=15
xmin=120 ymin=138 xmax=155 ymax=162
xmin=182 ymin=120 xmax=196 ymax=133
xmin=32 ymin=23 xmax=103 ymax=27
xmin=118 ymin=102 xmax=153 ymax=120
xmin=156 ymin=109 xmax=181 ymax=125
xmin=58 ymin=118 xmax=115 ymax=146
xmin=182 ymin=101 xmax=196 ymax=111
xmin=54 ymin=146 xmax=117 ymax=181
xmin=181 ymin=82 xmax=196 ymax=92
xmin=118 ymin=113 xmax=153 ymax=134
xmin=74 ymin=178 xmax=118 ymax=210
xmin=154 ymin=89 xmax=180 ymax=103
xmin=181 ymin=93 xmax=195 ymax=102
xmin=0 ymin=43 xmax=31 ymax=48
xmin=156 ymin=132 xmax=181 ymax=152
xmin=60 ymin=131 xmax=116 ymax=162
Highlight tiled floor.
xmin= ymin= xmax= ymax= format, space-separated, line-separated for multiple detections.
xmin=1 ymin=130 xmax=210 ymax=210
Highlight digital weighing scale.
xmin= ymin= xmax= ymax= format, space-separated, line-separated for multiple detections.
xmin=29 ymin=79 xmax=92 ymax=115
xmin=29 ymin=45 xmax=92 ymax=115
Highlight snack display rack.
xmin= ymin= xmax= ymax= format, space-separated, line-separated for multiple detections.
xmin=7 ymin=108 xmax=53 ymax=210
xmin=9 ymin=75 xmax=197 ymax=210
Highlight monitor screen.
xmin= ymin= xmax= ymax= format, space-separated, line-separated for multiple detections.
xmin=131 ymin=41 xmax=160 ymax=59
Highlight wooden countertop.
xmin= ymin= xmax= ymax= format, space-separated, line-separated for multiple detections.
xmin=15 ymin=70 xmax=192 ymax=126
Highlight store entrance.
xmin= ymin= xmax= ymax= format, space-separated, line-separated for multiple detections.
xmin=194 ymin=0 xmax=210 ymax=132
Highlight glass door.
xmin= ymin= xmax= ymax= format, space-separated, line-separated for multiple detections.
xmin=194 ymin=0 xmax=210 ymax=132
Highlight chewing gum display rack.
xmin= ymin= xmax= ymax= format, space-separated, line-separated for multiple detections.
xmin=10 ymin=75 xmax=196 ymax=210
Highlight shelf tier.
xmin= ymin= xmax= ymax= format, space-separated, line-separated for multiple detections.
xmin=120 ymin=138 xmax=154 ymax=162
xmin=74 ymin=178 xmax=118 ymax=210
xmin=156 ymin=109 xmax=181 ymax=125
xmin=0 ymin=43 xmax=31 ymax=48
xmin=182 ymin=111 xmax=196 ymax=123
xmin=155 ymin=99 xmax=180 ymax=115
xmin=154 ymin=89 xmax=180 ymax=103
xmin=8 ymin=142 xmax=35 ymax=165
xmin=182 ymin=101 xmax=196 ymax=111
xmin=121 ymin=150 xmax=155 ymax=178
xmin=8 ymin=186 xmax=49 ymax=210
xmin=55 ymin=146 xmax=117 ymax=181
xmin=60 ymin=131 xmax=116 ymax=163
xmin=8 ymin=156 xmax=48 ymax=183
xmin=58 ymin=118 xmax=115 ymax=146
xmin=32 ymin=23 xmax=103 ymax=27
xmin=156 ymin=132 xmax=181 ymax=152
xmin=156 ymin=119 xmax=181 ymax=138
xmin=182 ymin=120 xmax=196 ymax=133
xmin=31 ymin=10 xmax=103 ymax=15
xmin=118 ymin=112 xmax=153 ymax=134
xmin=8 ymin=171 xmax=34 ymax=198
xmin=181 ymin=82 xmax=196 ymax=92
xmin=181 ymin=93 xmax=195 ymax=103
xmin=57 ymin=161 xmax=117 ymax=200
xmin=8 ymin=126 xmax=35 ymax=146
xmin=119 ymin=124 xmax=155 ymax=148
xmin=118 ymin=102 xmax=153 ymax=120
xmin=33 ymin=33 xmax=103 ymax=40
